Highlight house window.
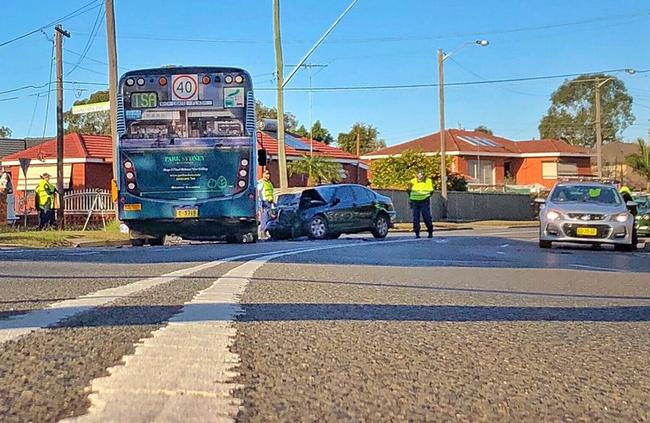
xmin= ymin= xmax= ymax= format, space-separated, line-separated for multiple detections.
xmin=467 ymin=159 xmax=494 ymax=184
xmin=542 ymin=162 xmax=557 ymax=179
xmin=557 ymin=160 xmax=578 ymax=176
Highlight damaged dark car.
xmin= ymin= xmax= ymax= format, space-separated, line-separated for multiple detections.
xmin=267 ymin=184 xmax=396 ymax=240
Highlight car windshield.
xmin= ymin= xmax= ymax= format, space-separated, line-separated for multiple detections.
xmin=550 ymin=185 xmax=621 ymax=205
xmin=276 ymin=193 xmax=300 ymax=207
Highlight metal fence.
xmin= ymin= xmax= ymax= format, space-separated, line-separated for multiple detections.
xmin=375 ymin=189 xmax=536 ymax=222
xmin=64 ymin=189 xmax=114 ymax=214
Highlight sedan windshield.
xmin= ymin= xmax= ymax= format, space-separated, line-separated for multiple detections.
xmin=550 ymin=185 xmax=621 ymax=205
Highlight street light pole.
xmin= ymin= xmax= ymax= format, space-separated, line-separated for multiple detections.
xmin=437 ymin=40 xmax=489 ymax=201
xmin=594 ymin=79 xmax=603 ymax=178
xmin=437 ymin=49 xmax=447 ymax=199
xmin=273 ymin=0 xmax=288 ymax=192
xmin=273 ymin=0 xmax=358 ymax=193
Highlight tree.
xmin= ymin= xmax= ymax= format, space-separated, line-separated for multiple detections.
xmin=64 ymin=90 xmax=110 ymax=135
xmin=337 ymin=122 xmax=386 ymax=155
xmin=308 ymin=120 xmax=334 ymax=144
xmin=0 ymin=126 xmax=12 ymax=137
xmin=255 ymin=100 xmax=298 ymax=131
xmin=369 ymin=150 xmax=466 ymax=191
xmin=288 ymin=155 xmax=343 ymax=186
xmin=294 ymin=124 xmax=309 ymax=137
xmin=474 ymin=125 xmax=493 ymax=135
xmin=539 ymin=74 xmax=634 ymax=147
xmin=625 ymin=138 xmax=650 ymax=191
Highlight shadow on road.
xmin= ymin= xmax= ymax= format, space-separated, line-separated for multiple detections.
xmin=2 ymin=303 xmax=650 ymax=331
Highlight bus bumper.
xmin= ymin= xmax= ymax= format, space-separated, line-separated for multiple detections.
xmin=124 ymin=217 xmax=257 ymax=240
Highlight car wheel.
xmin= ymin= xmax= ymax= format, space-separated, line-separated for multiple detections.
xmin=307 ymin=215 xmax=328 ymax=240
xmin=371 ymin=214 xmax=389 ymax=239
xmin=131 ymin=239 xmax=145 ymax=247
xmin=539 ymin=240 xmax=552 ymax=249
xmin=148 ymin=236 xmax=165 ymax=246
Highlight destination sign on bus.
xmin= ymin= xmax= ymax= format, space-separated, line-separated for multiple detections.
xmin=131 ymin=92 xmax=158 ymax=109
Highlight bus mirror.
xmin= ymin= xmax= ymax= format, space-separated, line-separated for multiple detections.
xmin=257 ymin=149 xmax=267 ymax=167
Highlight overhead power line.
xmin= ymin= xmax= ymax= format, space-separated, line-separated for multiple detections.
xmin=0 ymin=0 xmax=102 ymax=48
xmin=256 ymin=68 xmax=650 ymax=92
xmin=66 ymin=7 xmax=105 ymax=76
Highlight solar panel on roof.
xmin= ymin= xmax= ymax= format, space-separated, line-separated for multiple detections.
xmin=457 ymin=135 xmax=477 ymax=146
xmin=284 ymin=134 xmax=311 ymax=151
xmin=463 ymin=135 xmax=497 ymax=147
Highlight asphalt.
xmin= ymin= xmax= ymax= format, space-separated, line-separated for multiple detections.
xmin=0 ymin=228 xmax=648 ymax=422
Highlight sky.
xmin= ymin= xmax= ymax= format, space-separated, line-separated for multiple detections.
xmin=1 ymin=0 xmax=650 ymax=147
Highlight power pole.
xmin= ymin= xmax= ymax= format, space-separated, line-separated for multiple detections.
xmin=437 ymin=48 xmax=448 ymax=201
xmin=594 ymin=80 xmax=603 ymax=179
xmin=105 ymin=0 xmax=119 ymax=214
xmin=273 ymin=0 xmax=288 ymax=193
xmin=55 ymin=25 xmax=70 ymax=229
xmin=356 ymin=128 xmax=361 ymax=183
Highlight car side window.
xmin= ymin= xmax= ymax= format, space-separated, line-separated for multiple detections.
xmin=352 ymin=186 xmax=373 ymax=203
xmin=335 ymin=186 xmax=355 ymax=205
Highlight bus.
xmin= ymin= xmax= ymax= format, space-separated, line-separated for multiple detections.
xmin=116 ymin=66 xmax=263 ymax=246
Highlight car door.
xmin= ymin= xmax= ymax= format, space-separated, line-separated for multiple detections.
xmin=326 ymin=186 xmax=356 ymax=232
xmin=351 ymin=186 xmax=375 ymax=229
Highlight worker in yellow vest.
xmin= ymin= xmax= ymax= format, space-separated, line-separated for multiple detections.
xmin=257 ymin=169 xmax=275 ymax=240
xmin=407 ymin=170 xmax=434 ymax=238
xmin=35 ymin=172 xmax=57 ymax=229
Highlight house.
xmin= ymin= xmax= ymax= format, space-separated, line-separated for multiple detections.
xmin=361 ymin=129 xmax=592 ymax=189
xmin=597 ymin=141 xmax=646 ymax=190
xmin=257 ymin=121 xmax=368 ymax=187
xmin=1 ymin=133 xmax=113 ymax=214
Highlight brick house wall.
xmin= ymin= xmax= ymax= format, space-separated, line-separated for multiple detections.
xmin=513 ymin=157 xmax=592 ymax=189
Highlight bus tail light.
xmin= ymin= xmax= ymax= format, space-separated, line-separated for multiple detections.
xmin=235 ymin=155 xmax=249 ymax=193
xmin=123 ymin=160 xmax=139 ymax=195
xmin=202 ymin=75 xmax=211 ymax=84
xmin=159 ymin=77 xmax=167 ymax=86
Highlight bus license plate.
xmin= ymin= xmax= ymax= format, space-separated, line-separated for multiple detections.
xmin=176 ymin=208 xmax=198 ymax=219
xmin=576 ymin=227 xmax=597 ymax=236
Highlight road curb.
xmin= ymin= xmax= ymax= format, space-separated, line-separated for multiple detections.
xmin=69 ymin=239 xmax=131 ymax=248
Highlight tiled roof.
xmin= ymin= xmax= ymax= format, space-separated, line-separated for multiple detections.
xmin=363 ymin=130 xmax=591 ymax=158
xmin=514 ymin=139 xmax=590 ymax=154
xmin=257 ymin=130 xmax=358 ymax=160
xmin=599 ymin=141 xmax=640 ymax=163
xmin=0 ymin=138 xmax=48 ymax=160
xmin=1 ymin=133 xmax=112 ymax=161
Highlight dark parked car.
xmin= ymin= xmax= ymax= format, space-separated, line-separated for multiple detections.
xmin=267 ymin=184 xmax=396 ymax=240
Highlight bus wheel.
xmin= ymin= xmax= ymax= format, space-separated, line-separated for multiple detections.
xmin=131 ymin=239 xmax=145 ymax=247
xmin=148 ymin=236 xmax=165 ymax=246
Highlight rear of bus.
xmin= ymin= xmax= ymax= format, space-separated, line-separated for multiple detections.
xmin=117 ymin=66 xmax=257 ymax=243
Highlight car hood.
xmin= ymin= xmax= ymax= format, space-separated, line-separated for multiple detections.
xmin=547 ymin=202 xmax=626 ymax=214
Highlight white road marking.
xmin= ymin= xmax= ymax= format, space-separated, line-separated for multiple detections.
xmin=569 ymin=264 xmax=618 ymax=272
xmin=0 ymin=246 xmax=320 ymax=345
xmin=65 ymin=238 xmax=423 ymax=422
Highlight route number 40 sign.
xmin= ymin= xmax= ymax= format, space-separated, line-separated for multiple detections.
xmin=171 ymin=75 xmax=199 ymax=101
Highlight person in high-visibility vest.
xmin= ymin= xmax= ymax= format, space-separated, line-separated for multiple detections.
xmin=35 ymin=172 xmax=57 ymax=229
xmin=619 ymin=185 xmax=638 ymax=248
xmin=257 ymin=169 xmax=275 ymax=240
xmin=407 ymin=170 xmax=434 ymax=238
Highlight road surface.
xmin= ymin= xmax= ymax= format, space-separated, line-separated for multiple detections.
xmin=0 ymin=227 xmax=648 ymax=422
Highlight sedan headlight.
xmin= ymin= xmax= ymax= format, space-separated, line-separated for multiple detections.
xmin=614 ymin=212 xmax=631 ymax=223
xmin=545 ymin=210 xmax=561 ymax=220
